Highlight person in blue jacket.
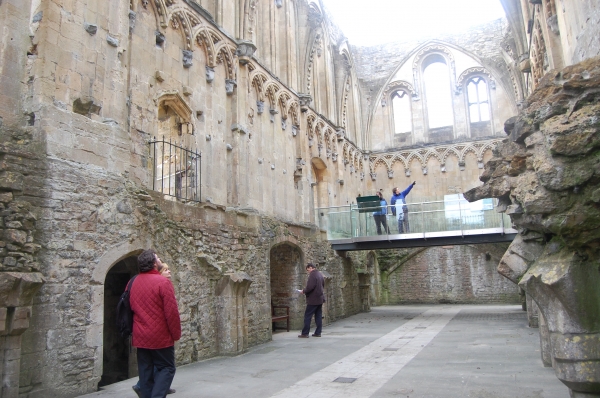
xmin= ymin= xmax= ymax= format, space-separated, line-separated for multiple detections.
xmin=373 ymin=191 xmax=390 ymax=235
xmin=391 ymin=181 xmax=416 ymax=233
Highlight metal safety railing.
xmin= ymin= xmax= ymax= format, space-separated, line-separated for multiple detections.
xmin=315 ymin=196 xmax=512 ymax=241
xmin=149 ymin=137 xmax=201 ymax=203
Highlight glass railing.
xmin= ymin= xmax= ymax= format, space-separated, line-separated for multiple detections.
xmin=315 ymin=197 xmax=513 ymax=241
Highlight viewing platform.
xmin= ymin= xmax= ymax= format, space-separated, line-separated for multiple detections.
xmin=316 ymin=195 xmax=517 ymax=251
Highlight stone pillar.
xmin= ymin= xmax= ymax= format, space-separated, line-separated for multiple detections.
xmin=526 ymin=293 xmax=539 ymax=328
xmin=520 ymin=247 xmax=600 ymax=395
xmin=0 ymin=272 xmax=44 ymax=398
xmin=357 ymin=271 xmax=370 ymax=312
xmin=215 ymin=272 xmax=252 ymax=355
xmin=537 ymin=309 xmax=552 ymax=368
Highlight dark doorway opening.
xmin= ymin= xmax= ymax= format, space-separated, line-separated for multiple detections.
xmin=270 ymin=244 xmax=304 ymax=331
xmin=100 ymin=256 xmax=138 ymax=387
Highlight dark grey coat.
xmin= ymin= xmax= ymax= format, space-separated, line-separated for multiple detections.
xmin=304 ymin=270 xmax=325 ymax=305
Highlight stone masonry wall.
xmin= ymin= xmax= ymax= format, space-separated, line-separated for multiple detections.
xmin=13 ymin=154 xmax=361 ymax=397
xmin=381 ymin=244 xmax=519 ymax=304
xmin=352 ymin=19 xmax=513 ymax=114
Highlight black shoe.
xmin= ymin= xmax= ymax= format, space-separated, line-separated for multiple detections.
xmin=168 ymin=388 xmax=176 ymax=394
xmin=132 ymin=385 xmax=142 ymax=398
xmin=312 ymin=334 xmax=321 ymax=337
xmin=298 ymin=334 xmax=309 ymax=338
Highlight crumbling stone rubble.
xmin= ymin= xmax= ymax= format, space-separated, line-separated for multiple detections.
xmin=465 ymin=56 xmax=600 ymax=396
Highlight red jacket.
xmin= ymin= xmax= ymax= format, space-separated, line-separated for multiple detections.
xmin=129 ymin=270 xmax=181 ymax=349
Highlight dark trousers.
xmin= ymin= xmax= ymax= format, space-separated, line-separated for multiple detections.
xmin=301 ymin=304 xmax=323 ymax=336
xmin=137 ymin=346 xmax=175 ymax=398
xmin=374 ymin=215 xmax=389 ymax=235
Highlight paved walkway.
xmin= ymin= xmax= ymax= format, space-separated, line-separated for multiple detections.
xmin=81 ymin=305 xmax=568 ymax=398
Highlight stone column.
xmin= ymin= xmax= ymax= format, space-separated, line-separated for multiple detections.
xmin=519 ymin=247 xmax=600 ymax=396
xmin=0 ymin=272 xmax=44 ymax=398
xmin=215 ymin=272 xmax=252 ymax=355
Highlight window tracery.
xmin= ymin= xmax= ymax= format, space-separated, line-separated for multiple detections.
xmin=466 ymin=77 xmax=490 ymax=123
xmin=530 ymin=19 xmax=547 ymax=87
xmin=391 ymin=90 xmax=412 ymax=136
xmin=422 ymin=57 xmax=453 ymax=129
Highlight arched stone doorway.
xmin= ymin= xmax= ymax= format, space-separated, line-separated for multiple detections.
xmin=99 ymin=256 xmax=138 ymax=387
xmin=269 ymin=243 xmax=304 ymax=331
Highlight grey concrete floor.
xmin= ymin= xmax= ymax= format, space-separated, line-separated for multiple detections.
xmin=81 ymin=305 xmax=569 ymax=398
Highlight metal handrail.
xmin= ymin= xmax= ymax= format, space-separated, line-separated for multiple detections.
xmin=315 ymin=197 xmax=512 ymax=241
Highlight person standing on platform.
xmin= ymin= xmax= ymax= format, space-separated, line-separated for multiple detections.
xmin=391 ymin=181 xmax=416 ymax=233
xmin=373 ymin=191 xmax=390 ymax=235
xmin=298 ymin=263 xmax=325 ymax=338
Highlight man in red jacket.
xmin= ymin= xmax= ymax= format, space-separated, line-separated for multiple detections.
xmin=299 ymin=263 xmax=325 ymax=338
xmin=130 ymin=249 xmax=181 ymax=398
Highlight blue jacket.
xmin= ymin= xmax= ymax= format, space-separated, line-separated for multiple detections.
xmin=391 ymin=183 xmax=414 ymax=215
xmin=373 ymin=199 xmax=388 ymax=216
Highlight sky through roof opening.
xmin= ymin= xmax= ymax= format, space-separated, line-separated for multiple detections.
xmin=321 ymin=0 xmax=507 ymax=46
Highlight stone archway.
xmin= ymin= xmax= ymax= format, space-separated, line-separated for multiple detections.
xmin=99 ymin=256 xmax=138 ymax=387
xmin=269 ymin=243 xmax=304 ymax=331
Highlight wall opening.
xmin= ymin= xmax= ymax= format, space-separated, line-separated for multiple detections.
xmin=100 ymin=256 xmax=138 ymax=387
xmin=269 ymin=243 xmax=304 ymax=331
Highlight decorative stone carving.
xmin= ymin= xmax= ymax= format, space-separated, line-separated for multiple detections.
xmin=331 ymin=153 xmax=338 ymax=162
xmin=106 ymin=35 xmax=119 ymax=47
xmin=205 ymin=66 xmax=215 ymax=83
xmin=269 ymin=108 xmax=278 ymax=123
xmin=387 ymin=170 xmax=394 ymax=179
xmin=231 ymin=124 xmax=247 ymax=134
xmin=182 ymin=50 xmax=193 ymax=68
xmin=360 ymin=172 xmax=365 ymax=181
xmin=281 ymin=119 xmax=287 ymax=130
xmin=298 ymin=94 xmax=312 ymax=112
xmin=215 ymin=272 xmax=252 ymax=355
xmin=370 ymin=172 xmax=377 ymax=181
xmin=292 ymin=125 xmax=299 ymax=137
xmin=84 ymin=22 xmax=97 ymax=35
xmin=128 ymin=10 xmax=136 ymax=33
xmin=225 ymin=79 xmax=237 ymax=95
xmin=335 ymin=128 xmax=345 ymax=141
xmin=422 ymin=167 xmax=428 ymax=175
xmin=155 ymin=70 xmax=166 ymax=82
xmin=235 ymin=40 xmax=257 ymax=65
xmin=256 ymin=101 xmax=265 ymax=114
xmin=275 ymin=0 xmax=282 ymax=7
xmin=405 ymin=169 xmax=411 ymax=177
xmin=155 ymin=31 xmax=165 ymax=45
xmin=519 ymin=54 xmax=531 ymax=73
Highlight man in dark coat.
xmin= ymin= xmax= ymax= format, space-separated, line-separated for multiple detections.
xmin=299 ymin=263 xmax=325 ymax=338
xmin=130 ymin=249 xmax=181 ymax=398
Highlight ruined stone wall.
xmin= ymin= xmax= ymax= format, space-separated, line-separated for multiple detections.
xmin=464 ymin=55 xmax=600 ymax=395
xmin=11 ymin=155 xmax=361 ymax=397
xmin=352 ymin=19 xmax=516 ymax=117
xmin=380 ymin=245 xmax=518 ymax=304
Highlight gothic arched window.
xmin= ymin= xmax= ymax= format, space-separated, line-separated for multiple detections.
xmin=467 ymin=77 xmax=490 ymax=123
xmin=423 ymin=59 xmax=453 ymax=129
xmin=392 ymin=90 xmax=411 ymax=134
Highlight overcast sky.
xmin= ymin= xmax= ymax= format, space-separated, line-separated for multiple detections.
xmin=321 ymin=0 xmax=507 ymax=46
